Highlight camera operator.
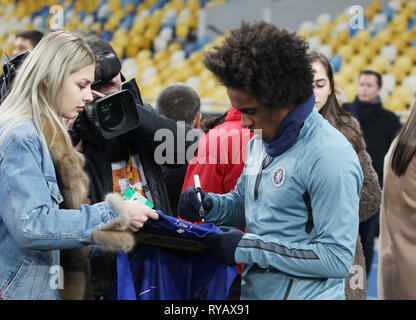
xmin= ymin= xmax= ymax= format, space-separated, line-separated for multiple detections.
xmin=68 ymin=37 xmax=201 ymax=299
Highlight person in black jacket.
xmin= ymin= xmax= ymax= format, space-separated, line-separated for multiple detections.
xmin=155 ymin=83 xmax=202 ymax=214
xmin=68 ymin=37 xmax=201 ymax=299
xmin=343 ymin=70 xmax=401 ymax=276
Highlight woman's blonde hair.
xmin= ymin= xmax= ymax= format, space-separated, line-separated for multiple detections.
xmin=0 ymin=30 xmax=95 ymax=149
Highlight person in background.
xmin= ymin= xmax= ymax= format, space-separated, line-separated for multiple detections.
xmin=309 ymin=51 xmax=381 ymax=299
xmin=155 ymin=83 xmax=202 ymax=213
xmin=178 ymin=21 xmax=363 ymax=300
xmin=343 ymin=70 xmax=401 ymax=277
xmin=378 ymin=102 xmax=416 ymax=299
xmin=12 ymin=30 xmax=44 ymax=57
xmin=0 ymin=30 xmax=158 ymax=300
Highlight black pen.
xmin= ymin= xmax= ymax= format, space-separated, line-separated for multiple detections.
xmin=194 ymin=174 xmax=205 ymax=222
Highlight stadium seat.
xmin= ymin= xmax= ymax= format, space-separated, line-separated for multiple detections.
xmin=329 ymin=54 xmax=343 ymax=73
xmin=394 ymin=85 xmax=413 ymax=104
xmin=402 ymin=75 xmax=416 ymax=96
xmin=379 ymin=45 xmax=398 ymax=64
xmin=349 ymin=55 xmax=366 ymax=70
xmin=382 ymin=74 xmax=396 ymax=94
xmin=385 ymin=94 xmax=408 ymax=112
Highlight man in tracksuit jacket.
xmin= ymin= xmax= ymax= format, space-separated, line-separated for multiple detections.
xmin=177 ymin=21 xmax=363 ymax=300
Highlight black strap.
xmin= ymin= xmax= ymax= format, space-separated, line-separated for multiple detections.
xmin=302 ymin=191 xmax=314 ymax=234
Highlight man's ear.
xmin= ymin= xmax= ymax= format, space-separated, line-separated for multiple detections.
xmin=193 ymin=113 xmax=202 ymax=129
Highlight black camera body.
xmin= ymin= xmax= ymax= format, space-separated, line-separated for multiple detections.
xmin=85 ymin=89 xmax=140 ymax=140
xmin=0 ymin=51 xmax=29 ymax=103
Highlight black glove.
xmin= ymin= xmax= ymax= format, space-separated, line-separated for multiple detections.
xmin=204 ymin=226 xmax=245 ymax=266
xmin=177 ymin=186 xmax=213 ymax=222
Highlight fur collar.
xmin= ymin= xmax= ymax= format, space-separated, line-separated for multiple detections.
xmin=43 ymin=118 xmax=135 ymax=299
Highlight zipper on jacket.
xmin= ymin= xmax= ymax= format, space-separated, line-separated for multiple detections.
xmin=254 ymin=155 xmax=275 ymax=201
xmin=283 ymin=279 xmax=294 ymax=300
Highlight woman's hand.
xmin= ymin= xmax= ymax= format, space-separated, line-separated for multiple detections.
xmin=125 ymin=200 xmax=159 ymax=232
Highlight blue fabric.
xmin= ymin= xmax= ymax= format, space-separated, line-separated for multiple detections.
xmin=263 ymin=94 xmax=315 ymax=157
xmin=112 ymin=211 xmax=238 ymax=300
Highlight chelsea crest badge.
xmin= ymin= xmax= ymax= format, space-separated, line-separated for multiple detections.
xmin=272 ymin=165 xmax=286 ymax=188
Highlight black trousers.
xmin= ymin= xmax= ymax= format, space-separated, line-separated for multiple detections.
xmin=359 ymin=211 xmax=380 ymax=276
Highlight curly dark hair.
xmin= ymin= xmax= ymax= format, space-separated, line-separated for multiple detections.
xmin=203 ymin=21 xmax=314 ymax=109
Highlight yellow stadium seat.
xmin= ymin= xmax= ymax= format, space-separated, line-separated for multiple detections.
xmin=298 ymin=29 xmax=312 ymax=41
xmin=334 ymin=72 xmax=350 ymax=88
xmin=385 ymin=95 xmax=408 ymax=112
xmin=337 ymin=45 xmax=354 ymax=62
xmin=334 ymin=14 xmax=349 ymax=24
xmin=327 ymin=36 xmax=343 ymax=53
xmin=168 ymin=42 xmax=181 ymax=54
xmin=188 ymin=0 xmax=201 ymax=12
xmin=369 ymin=0 xmax=383 ymax=12
xmin=388 ymin=66 xmax=407 ymax=84
xmin=153 ymin=50 xmax=169 ymax=64
xmin=398 ymin=30 xmax=414 ymax=46
xmin=365 ymin=63 xmax=384 ymax=74
xmin=347 ymin=37 xmax=363 ymax=53
xmin=406 ymin=0 xmax=416 ymax=14
xmin=176 ymin=23 xmax=190 ymax=38
xmin=404 ymin=47 xmax=416 ymax=64
xmin=126 ymin=45 xmax=139 ymax=58
xmin=136 ymin=49 xmax=152 ymax=61
xmin=350 ymin=55 xmax=367 ymax=70
xmin=188 ymin=50 xmax=203 ymax=65
xmin=355 ymin=29 xmax=370 ymax=43
xmin=394 ymin=56 xmax=413 ymax=71
xmin=206 ymin=0 xmax=225 ymax=9
xmin=357 ymin=43 xmax=378 ymax=60
xmin=371 ymin=55 xmax=390 ymax=73
xmin=315 ymin=22 xmax=333 ymax=44
xmin=394 ymin=86 xmax=413 ymax=104
xmin=156 ymin=58 xmax=170 ymax=72
xmin=344 ymin=84 xmax=358 ymax=102
xmin=374 ymin=29 xmax=392 ymax=47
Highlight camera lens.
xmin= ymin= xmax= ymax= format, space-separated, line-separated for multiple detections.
xmin=98 ymin=100 xmax=123 ymax=130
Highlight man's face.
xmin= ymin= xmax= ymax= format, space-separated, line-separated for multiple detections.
xmin=92 ymin=73 xmax=122 ymax=97
xmin=227 ymin=88 xmax=294 ymax=143
xmin=357 ymin=74 xmax=380 ymax=103
xmin=12 ymin=37 xmax=33 ymax=57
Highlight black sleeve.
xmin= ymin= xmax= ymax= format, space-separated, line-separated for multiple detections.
xmin=387 ymin=113 xmax=402 ymax=148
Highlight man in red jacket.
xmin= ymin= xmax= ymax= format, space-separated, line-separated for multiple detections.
xmin=182 ymin=107 xmax=253 ymax=194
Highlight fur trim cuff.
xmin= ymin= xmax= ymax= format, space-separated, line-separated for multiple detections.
xmin=91 ymin=193 xmax=135 ymax=253
xmin=102 ymin=193 xmax=131 ymax=231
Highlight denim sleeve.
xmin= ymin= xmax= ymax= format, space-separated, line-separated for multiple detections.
xmin=0 ymin=136 xmax=120 ymax=250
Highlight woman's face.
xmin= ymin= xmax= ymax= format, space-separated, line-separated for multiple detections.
xmin=311 ymin=61 xmax=331 ymax=111
xmin=60 ymin=64 xmax=95 ymax=119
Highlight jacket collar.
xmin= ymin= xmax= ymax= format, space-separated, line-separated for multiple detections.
xmin=263 ymin=94 xmax=315 ymax=157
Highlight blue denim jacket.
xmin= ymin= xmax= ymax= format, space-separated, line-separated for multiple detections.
xmin=0 ymin=120 xmax=120 ymax=300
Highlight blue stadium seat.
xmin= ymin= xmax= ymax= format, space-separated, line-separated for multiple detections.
xmin=381 ymin=7 xmax=394 ymax=22
xmin=329 ymin=54 xmax=342 ymax=73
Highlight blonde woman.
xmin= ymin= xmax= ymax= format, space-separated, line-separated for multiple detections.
xmin=0 ymin=30 xmax=158 ymax=300
xmin=378 ymin=104 xmax=416 ymax=299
